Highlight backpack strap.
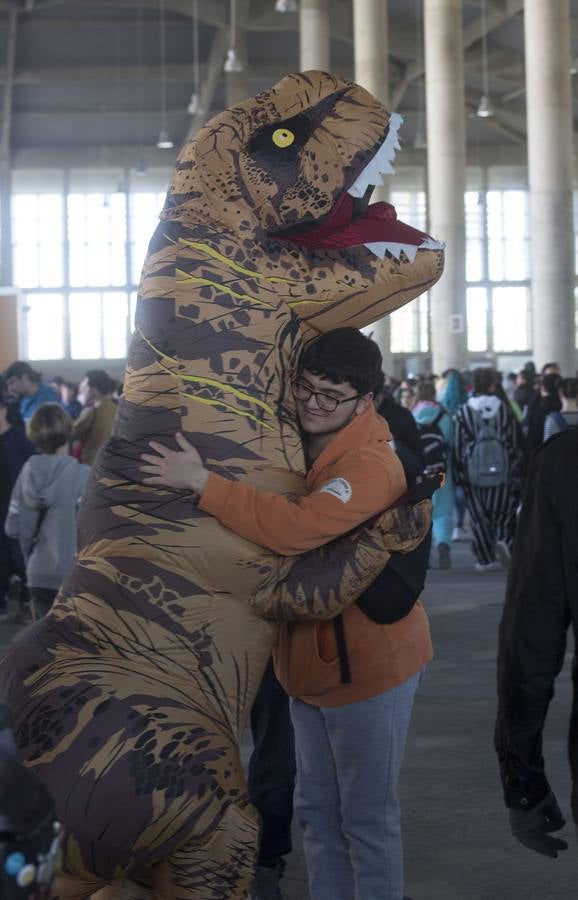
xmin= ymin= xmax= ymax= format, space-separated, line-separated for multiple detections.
xmin=463 ymin=407 xmax=483 ymax=443
xmin=553 ymin=411 xmax=569 ymax=432
xmin=432 ymin=406 xmax=446 ymax=428
xmin=29 ymin=504 xmax=48 ymax=556
xmin=332 ymin=615 xmax=351 ymax=684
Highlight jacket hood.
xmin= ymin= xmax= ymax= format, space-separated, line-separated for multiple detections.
xmin=467 ymin=394 xmax=502 ymax=419
xmin=412 ymin=400 xmax=442 ymax=419
xmin=21 ymin=455 xmax=82 ymax=508
xmin=311 ymin=405 xmax=392 ymax=475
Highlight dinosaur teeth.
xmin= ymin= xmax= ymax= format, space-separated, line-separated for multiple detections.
xmin=364 ymin=236 xmax=446 ymax=262
xmin=347 ymin=112 xmax=403 ymax=199
xmin=363 ymin=242 xmax=419 ymax=262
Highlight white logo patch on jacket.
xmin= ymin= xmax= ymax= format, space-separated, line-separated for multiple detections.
xmin=319 ymin=477 xmax=352 ymax=504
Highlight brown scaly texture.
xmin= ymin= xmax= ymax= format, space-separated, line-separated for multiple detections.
xmin=0 ymin=72 xmax=443 ymax=899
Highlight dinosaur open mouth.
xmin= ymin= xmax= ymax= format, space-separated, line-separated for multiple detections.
xmin=277 ymin=112 xmax=444 ymax=262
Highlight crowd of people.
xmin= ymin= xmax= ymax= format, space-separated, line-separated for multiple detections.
xmin=0 ymin=345 xmax=576 ymax=900
xmin=381 ymin=360 xmax=576 ymax=574
xmin=6 ymin=355 xmax=571 ymax=625
xmin=0 ymin=361 xmax=120 ymax=620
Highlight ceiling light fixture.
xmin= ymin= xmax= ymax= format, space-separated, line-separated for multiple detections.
xmin=187 ymin=0 xmax=204 ymax=115
xmin=275 ymin=0 xmax=298 ymax=12
xmin=476 ymin=0 xmax=494 ymax=118
xmin=476 ymin=93 xmax=494 ymax=118
xmin=224 ymin=0 xmax=244 ymax=73
xmin=156 ymin=129 xmax=174 ymax=150
xmin=157 ymin=0 xmax=174 ymax=149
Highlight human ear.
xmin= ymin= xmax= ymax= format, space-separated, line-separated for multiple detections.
xmin=355 ymin=393 xmax=373 ymax=415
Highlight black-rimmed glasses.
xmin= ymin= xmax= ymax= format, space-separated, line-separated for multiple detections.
xmin=292 ymin=380 xmax=363 ymax=413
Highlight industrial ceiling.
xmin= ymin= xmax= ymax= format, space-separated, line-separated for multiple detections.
xmin=0 ymin=0 xmax=575 ymax=169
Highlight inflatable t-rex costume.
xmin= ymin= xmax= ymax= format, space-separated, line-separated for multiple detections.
xmin=0 ymin=72 xmax=443 ymax=899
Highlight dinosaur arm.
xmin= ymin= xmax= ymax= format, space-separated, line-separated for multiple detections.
xmin=198 ymin=451 xmax=405 ymax=556
xmin=249 ymin=497 xmax=433 ymax=622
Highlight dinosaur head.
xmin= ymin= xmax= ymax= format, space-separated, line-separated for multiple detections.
xmin=161 ymin=70 xmax=444 ymax=331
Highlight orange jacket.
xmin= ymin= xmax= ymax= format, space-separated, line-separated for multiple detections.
xmin=273 ymin=599 xmax=432 ymax=707
xmin=198 ymin=406 xmax=406 ymax=555
xmin=199 ymin=404 xmax=432 ymax=707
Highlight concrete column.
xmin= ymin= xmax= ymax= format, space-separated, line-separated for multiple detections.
xmin=353 ymin=0 xmax=392 ymax=372
xmin=300 ymin=0 xmax=330 ymax=71
xmin=424 ymin=0 xmax=467 ymax=373
xmin=525 ymin=0 xmax=575 ymax=374
xmin=353 ymin=0 xmax=388 ymax=104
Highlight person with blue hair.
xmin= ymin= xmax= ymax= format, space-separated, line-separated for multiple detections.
xmin=413 ymin=380 xmax=454 ymax=569
xmin=439 ymin=369 xmax=468 ymax=542
xmin=439 ymin=368 xmax=467 ymax=416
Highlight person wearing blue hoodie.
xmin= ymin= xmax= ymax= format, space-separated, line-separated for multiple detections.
xmin=412 ymin=380 xmax=454 ymax=569
xmin=4 ymin=361 xmax=59 ymax=425
xmin=5 ymin=403 xmax=90 ymax=619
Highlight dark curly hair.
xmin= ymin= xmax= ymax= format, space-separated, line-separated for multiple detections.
xmin=300 ymin=328 xmax=383 ymax=395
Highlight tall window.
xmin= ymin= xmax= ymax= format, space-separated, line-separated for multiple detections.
xmin=486 ymin=191 xmax=529 ymax=282
xmin=12 ymin=194 xmax=64 ymax=289
xmin=465 ymin=191 xmax=484 ymax=282
xmin=466 ymin=286 xmax=487 ymax=353
xmin=68 ymin=192 xmax=127 ymax=288
xmin=389 ymin=190 xmax=429 ymax=355
xmin=465 ymin=188 xmax=531 ymax=356
xmin=12 ymin=168 xmax=170 ymax=361
xmin=491 ymin=286 xmax=530 ymax=352
xmin=11 ymin=172 xmax=560 ymax=363
xmin=130 ymin=192 xmax=167 ymax=285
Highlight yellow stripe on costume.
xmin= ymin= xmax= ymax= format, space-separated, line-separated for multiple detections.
xmin=175 ymin=238 xmax=296 ymax=284
xmin=288 ymin=297 xmax=333 ymax=307
xmin=137 ymin=329 xmax=274 ymax=417
xmin=177 ymin=391 xmax=274 ymax=431
xmin=175 ymin=270 xmax=274 ymax=309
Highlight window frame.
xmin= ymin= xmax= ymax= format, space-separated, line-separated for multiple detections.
xmin=12 ymin=169 xmax=170 ymax=362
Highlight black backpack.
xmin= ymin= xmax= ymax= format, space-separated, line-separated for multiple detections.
xmin=416 ymin=408 xmax=448 ymax=475
xmin=466 ymin=412 xmax=508 ymax=488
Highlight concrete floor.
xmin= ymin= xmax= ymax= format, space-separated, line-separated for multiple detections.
xmin=2 ymin=540 xmax=576 ymax=899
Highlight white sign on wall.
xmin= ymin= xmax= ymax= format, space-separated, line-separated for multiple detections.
xmin=449 ymin=314 xmax=465 ymax=334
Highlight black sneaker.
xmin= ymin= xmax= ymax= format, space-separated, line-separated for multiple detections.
xmin=495 ymin=540 xmax=511 ymax=570
xmin=247 ymin=866 xmax=288 ymax=900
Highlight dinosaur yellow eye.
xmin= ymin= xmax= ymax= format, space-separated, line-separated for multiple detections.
xmin=272 ymin=128 xmax=295 ymax=148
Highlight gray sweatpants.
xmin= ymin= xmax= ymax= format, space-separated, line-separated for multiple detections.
xmin=291 ymin=671 xmax=421 ymax=900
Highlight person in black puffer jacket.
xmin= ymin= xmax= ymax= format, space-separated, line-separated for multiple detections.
xmin=495 ymin=426 xmax=578 ymax=858
xmin=376 ymin=381 xmax=425 ymax=488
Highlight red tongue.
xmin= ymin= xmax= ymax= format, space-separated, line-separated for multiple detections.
xmin=282 ymin=193 xmax=431 ymax=251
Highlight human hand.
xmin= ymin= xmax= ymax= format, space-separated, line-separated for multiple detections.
xmin=509 ymin=792 xmax=568 ymax=858
xmin=141 ymin=432 xmax=209 ymax=494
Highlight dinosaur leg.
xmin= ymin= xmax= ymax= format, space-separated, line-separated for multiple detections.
xmin=150 ymin=801 xmax=260 ymax=900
